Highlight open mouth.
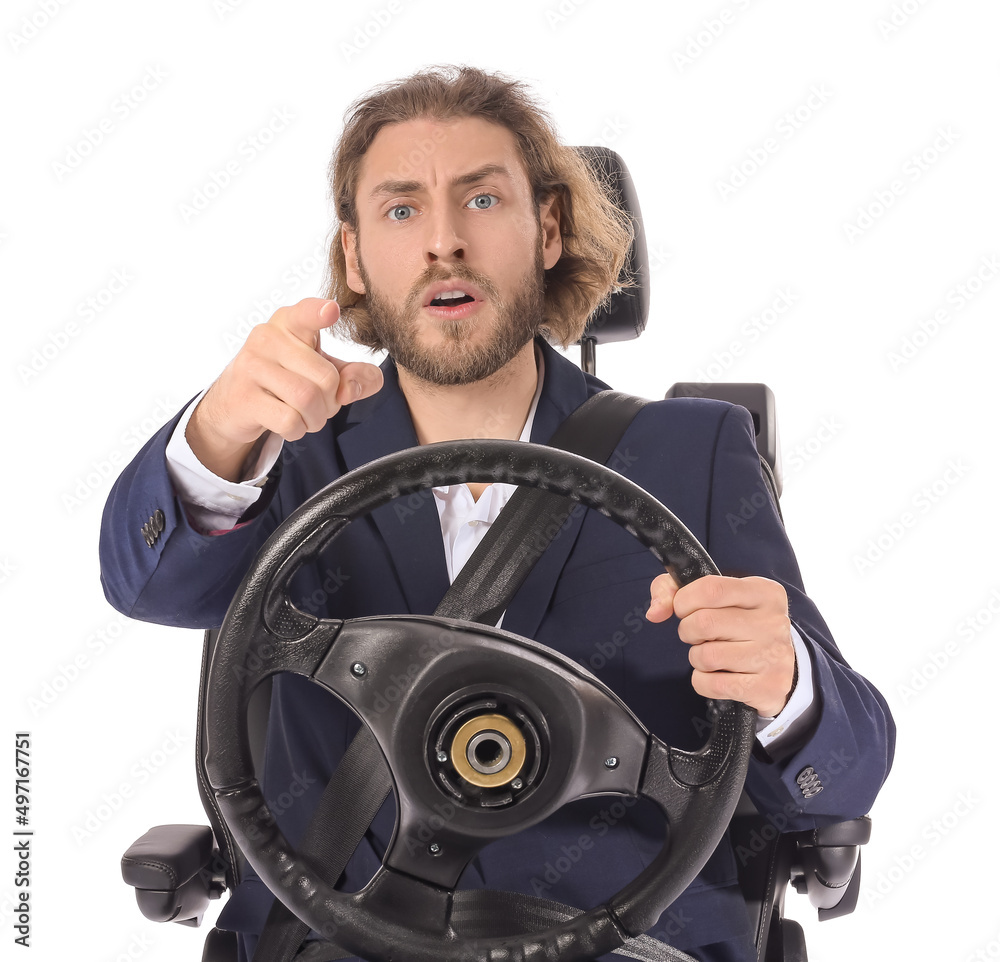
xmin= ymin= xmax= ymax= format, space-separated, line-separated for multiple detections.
xmin=429 ymin=292 xmax=476 ymax=307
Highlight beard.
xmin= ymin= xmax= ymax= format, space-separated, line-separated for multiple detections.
xmin=356 ymin=244 xmax=546 ymax=387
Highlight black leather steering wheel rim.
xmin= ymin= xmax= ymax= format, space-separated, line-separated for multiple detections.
xmin=204 ymin=439 xmax=756 ymax=962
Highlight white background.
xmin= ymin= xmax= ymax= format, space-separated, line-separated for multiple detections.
xmin=3 ymin=0 xmax=999 ymax=959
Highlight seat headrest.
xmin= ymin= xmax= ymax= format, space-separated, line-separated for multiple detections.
xmin=574 ymin=146 xmax=649 ymax=345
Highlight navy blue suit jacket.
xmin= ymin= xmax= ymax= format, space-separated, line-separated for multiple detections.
xmin=100 ymin=339 xmax=894 ymax=959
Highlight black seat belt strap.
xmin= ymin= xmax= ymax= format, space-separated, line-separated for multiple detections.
xmin=252 ymin=390 xmax=660 ymax=962
xmin=250 ymin=727 xmax=391 ymax=961
xmin=436 ymin=390 xmax=648 ymax=625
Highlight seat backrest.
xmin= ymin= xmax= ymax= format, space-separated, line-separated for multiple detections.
xmin=666 ymin=381 xmax=782 ymax=497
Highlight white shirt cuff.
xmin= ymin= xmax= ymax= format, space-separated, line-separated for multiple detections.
xmin=754 ymin=624 xmax=817 ymax=748
xmin=164 ymin=391 xmax=284 ymax=533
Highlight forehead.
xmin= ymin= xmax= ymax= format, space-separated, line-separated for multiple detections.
xmin=356 ymin=115 xmax=531 ymax=199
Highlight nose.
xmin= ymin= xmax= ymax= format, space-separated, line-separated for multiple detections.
xmin=424 ymin=205 xmax=466 ymax=265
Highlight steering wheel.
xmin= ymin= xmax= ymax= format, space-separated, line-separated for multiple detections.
xmin=204 ymin=439 xmax=756 ymax=962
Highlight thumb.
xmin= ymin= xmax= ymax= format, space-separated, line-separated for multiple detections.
xmin=646 ymin=571 xmax=680 ymax=623
xmin=333 ymin=359 xmax=385 ymax=406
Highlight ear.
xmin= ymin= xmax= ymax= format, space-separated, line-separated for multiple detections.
xmin=342 ymin=224 xmax=366 ymax=294
xmin=538 ymin=194 xmax=563 ymax=271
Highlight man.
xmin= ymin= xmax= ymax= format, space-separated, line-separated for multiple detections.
xmin=101 ymin=66 xmax=894 ymax=962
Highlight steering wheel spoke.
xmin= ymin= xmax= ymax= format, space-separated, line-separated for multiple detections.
xmin=642 ymin=701 xmax=756 ymax=820
xmin=350 ymin=866 xmax=454 ymax=939
xmin=608 ymin=703 xmax=756 ymax=936
xmin=204 ymin=615 xmax=343 ymax=793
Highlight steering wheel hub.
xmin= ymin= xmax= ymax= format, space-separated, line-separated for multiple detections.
xmin=429 ymin=691 xmax=545 ymax=807
xmin=451 ymin=713 xmax=526 ymax=787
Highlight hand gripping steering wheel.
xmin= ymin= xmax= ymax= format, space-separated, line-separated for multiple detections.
xmin=204 ymin=439 xmax=756 ymax=962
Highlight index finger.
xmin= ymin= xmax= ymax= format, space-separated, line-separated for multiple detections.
xmin=271 ymin=297 xmax=383 ymax=405
xmin=672 ymin=575 xmax=780 ymax=620
xmin=273 ymin=297 xmax=341 ymax=347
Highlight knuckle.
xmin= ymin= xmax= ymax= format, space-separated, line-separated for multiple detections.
xmin=697 ymin=643 xmax=722 ymax=672
xmin=704 ymin=577 xmax=728 ymax=606
xmin=677 ymin=616 xmax=699 ymax=645
xmin=269 ymin=304 xmax=295 ymax=327
xmin=246 ymin=320 xmax=280 ymax=352
xmin=689 ymin=669 xmax=711 ymax=699
xmin=650 ymin=572 xmax=671 ymax=592
xmin=317 ymin=366 xmax=343 ymax=402
xmin=752 ymin=576 xmax=787 ymax=609
xmin=241 ymin=324 xmax=266 ymax=349
xmin=693 ymin=608 xmax=716 ymax=640
xmin=232 ymin=358 xmax=269 ymax=397
xmin=650 ymin=573 xmax=675 ymax=602
xmin=287 ymin=378 xmax=321 ymax=413
xmin=766 ymin=620 xmax=793 ymax=656
xmin=239 ymin=352 xmax=267 ymax=382
xmin=694 ymin=670 xmax=739 ymax=702
xmin=273 ymin=409 xmax=304 ymax=441
xmin=688 ymin=645 xmax=704 ymax=671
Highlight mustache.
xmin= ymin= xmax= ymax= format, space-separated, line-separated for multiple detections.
xmin=405 ymin=264 xmax=502 ymax=309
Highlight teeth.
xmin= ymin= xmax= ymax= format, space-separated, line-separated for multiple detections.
xmin=436 ymin=290 xmax=467 ymax=300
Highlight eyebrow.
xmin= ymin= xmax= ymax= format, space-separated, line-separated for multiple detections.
xmin=368 ymin=164 xmax=513 ymax=200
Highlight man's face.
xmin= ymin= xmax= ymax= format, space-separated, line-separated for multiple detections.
xmin=342 ymin=116 xmax=562 ymax=385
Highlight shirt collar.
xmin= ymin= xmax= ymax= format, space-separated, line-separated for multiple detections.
xmin=432 ymin=344 xmax=545 ymax=499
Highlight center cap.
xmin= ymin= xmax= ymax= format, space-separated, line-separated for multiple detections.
xmin=449 ymin=713 xmax=527 ymax=788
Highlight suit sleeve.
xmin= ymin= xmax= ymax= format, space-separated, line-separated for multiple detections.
xmin=704 ymin=404 xmax=895 ymax=827
xmin=99 ymin=408 xmax=286 ymax=629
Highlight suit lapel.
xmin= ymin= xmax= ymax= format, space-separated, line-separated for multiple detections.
xmin=335 ymin=342 xmax=609 ymax=630
xmin=336 ymin=359 xmax=451 ymax=615
xmin=501 ymin=340 xmax=607 ymax=640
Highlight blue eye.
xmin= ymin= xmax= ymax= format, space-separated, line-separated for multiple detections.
xmin=387 ymin=205 xmax=415 ymax=221
xmin=467 ymin=193 xmax=499 ymax=210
